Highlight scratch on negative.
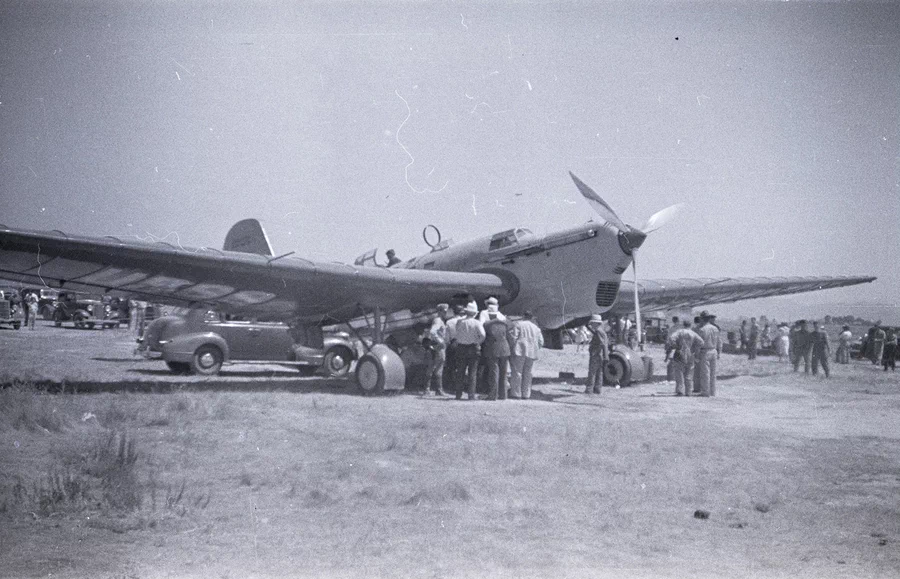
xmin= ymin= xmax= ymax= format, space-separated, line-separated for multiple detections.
xmin=471 ymin=195 xmax=477 ymax=216
xmin=460 ymin=14 xmax=468 ymax=30
xmin=394 ymin=90 xmax=449 ymax=195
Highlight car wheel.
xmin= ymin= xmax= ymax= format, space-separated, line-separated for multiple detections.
xmin=166 ymin=361 xmax=190 ymax=374
xmin=297 ymin=365 xmax=318 ymax=377
xmin=13 ymin=322 xmax=21 ymax=330
xmin=190 ymin=345 xmax=223 ymax=376
xmin=86 ymin=322 xmax=95 ymax=330
xmin=322 ymin=346 xmax=353 ymax=377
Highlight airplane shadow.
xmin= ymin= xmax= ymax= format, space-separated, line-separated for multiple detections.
xmin=11 ymin=375 xmax=359 ymax=396
xmin=128 ymin=368 xmax=305 ymax=379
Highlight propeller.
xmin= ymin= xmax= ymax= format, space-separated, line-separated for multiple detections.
xmin=569 ymin=172 xmax=683 ymax=348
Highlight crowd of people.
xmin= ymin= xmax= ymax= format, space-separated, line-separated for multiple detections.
xmin=662 ymin=312 xmax=722 ymax=397
xmin=416 ymin=298 xmax=544 ymax=400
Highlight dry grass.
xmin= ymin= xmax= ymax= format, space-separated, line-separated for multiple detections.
xmin=1 ymin=330 xmax=899 ymax=578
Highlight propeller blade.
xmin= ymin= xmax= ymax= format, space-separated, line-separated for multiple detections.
xmin=641 ymin=203 xmax=684 ymax=234
xmin=569 ymin=172 xmax=628 ymax=231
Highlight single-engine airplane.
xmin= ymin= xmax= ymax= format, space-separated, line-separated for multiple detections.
xmin=0 ymin=173 xmax=876 ymax=392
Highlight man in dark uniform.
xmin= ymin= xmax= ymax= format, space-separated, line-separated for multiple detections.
xmin=810 ymin=320 xmax=831 ymax=377
xmin=481 ymin=306 xmax=511 ymax=400
xmin=585 ymin=314 xmax=609 ymax=394
xmin=793 ymin=320 xmax=812 ymax=373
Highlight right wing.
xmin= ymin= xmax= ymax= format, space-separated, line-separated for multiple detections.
xmin=609 ymin=276 xmax=878 ymax=315
xmin=0 ymin=226 xmax=506 ymax=323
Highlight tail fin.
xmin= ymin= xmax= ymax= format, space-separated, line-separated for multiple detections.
xmin=223 ymin=219 xmax=274 ymax=256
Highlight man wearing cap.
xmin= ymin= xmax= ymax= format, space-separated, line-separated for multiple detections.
xmin=422 ymin=304 xmax=451 ymax=396
xmin=666 ymin=320 xmax=704 ymax=396
xmin=585 ymin=314 xmax=609 ymax=394
xmin=481 ymin=302 xmax=511 ymax=400
xmin=697 ymin=312 xmax=722 ymax=396
xmin=508 ymin=311 xmax=544 ymax=399
xmin=809 ymin=320 xmax=831 ymax=377
xmin=453 ymin=302 xmax=486 ymax=400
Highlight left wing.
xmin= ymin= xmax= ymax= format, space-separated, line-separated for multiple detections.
xmin=0 ymin=226 xmax=506 ymax=323
xmin=608 ymin=276 xmax=877 ymax=315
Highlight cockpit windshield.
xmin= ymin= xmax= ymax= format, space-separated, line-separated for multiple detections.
xmin=489 ymin=228 xmax=531 ymax=251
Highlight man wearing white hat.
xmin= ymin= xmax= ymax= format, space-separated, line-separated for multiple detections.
xmin=453 ymin=302 xmax=486 ymax=400
xmin=478 ymin=296 xmax=506 ymax=322
xmin=585 ymin=314 xmax=609 ymax=394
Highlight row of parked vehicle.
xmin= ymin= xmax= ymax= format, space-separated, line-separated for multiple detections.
xmin=136 ymin=309 xmax=359 ymax=378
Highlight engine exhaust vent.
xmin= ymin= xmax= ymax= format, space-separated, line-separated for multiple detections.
xmin=595 ymin=281 xmax=620 ymax=307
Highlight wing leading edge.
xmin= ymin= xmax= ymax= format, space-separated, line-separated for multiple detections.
xmin=609 ymin=276 xmax=877 ymax=315
xmin=0 ymin=227 xmax=506 ymax=323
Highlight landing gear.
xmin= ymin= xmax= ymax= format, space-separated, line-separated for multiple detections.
xmin=355 ymin=344 xmax=405 ymax=395
xmin=604 ymin=345 xmax=654 ymax=387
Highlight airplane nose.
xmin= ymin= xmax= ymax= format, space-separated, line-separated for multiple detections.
xmin=618 ymin=229 xmax=647 ymax=255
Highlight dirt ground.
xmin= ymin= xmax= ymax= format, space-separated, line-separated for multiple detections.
xmin=1 ymin=322 xmax=898 ymax=578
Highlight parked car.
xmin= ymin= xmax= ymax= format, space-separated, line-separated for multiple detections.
xmin=136 ymin=310 xmax=358 ymax=377
xmin=52 ymin=292 xmax=121 ymax=329
xmin=0 ymin=288 xmax=24 ymax=330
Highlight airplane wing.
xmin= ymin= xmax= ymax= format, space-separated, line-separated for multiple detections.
xmin=0 ymin=226 xmax=506 ymax=323
xmin=609 ymin=276 xmax=877 ymax=315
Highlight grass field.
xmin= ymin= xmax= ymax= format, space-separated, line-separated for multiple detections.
xmin=1 ymin=323 xmax=898 ymax=578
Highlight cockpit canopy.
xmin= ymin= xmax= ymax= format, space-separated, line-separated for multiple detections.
xmin=489 ymin=228 xmax=533 ymax=251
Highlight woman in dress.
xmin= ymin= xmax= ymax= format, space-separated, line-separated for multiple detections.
xmin=776 ymin=324 xmax=790 ymax=362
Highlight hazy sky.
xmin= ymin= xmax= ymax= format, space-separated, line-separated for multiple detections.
xmin=1 ymin=1 xmax=897 ymax=314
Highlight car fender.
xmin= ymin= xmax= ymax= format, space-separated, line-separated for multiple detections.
xmin=323 ymin=334 xmax=357 ymax=360
xmin=162 ymin=332 xmax=230 ymax=364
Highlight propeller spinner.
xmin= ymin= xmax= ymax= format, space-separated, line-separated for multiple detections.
xmin=569 ymin=171 xmax=683 ymax=347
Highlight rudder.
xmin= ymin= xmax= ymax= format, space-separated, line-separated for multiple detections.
xmin=223 ymin=219 xmax=273 ymax=256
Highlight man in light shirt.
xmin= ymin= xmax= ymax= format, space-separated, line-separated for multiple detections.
xmin=666 ymin=320 xmax=704 ymax=396
xmin=697 ymin=311 xmax=722 ymax=397
xmin=508 ymin=311 xmax=544 ymax=399
xmin=453 ymin=302 xmax=486 ymax=400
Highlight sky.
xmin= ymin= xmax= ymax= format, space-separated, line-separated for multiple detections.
xmin=1 ymin=1 xmax=898 ymax=320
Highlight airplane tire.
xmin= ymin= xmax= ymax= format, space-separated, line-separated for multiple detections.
xmin=355 ymin=353 xmax=385 ymax=395
xmin=355 ymin=344 xmax=405 ymax=395
xmin=604 ymin=353 xmax=632 ymax=387
xmin=190 ymin=345 xmax=223 ymax=376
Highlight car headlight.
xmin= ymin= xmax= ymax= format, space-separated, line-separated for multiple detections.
xmin=105 ymin=305 xmax=112 ymax=314
xmin=87 ymin=305 xmax=94 ymax=313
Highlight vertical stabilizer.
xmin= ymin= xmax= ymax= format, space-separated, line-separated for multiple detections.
xmin=223 ymin=219 xmax=274 ymax=256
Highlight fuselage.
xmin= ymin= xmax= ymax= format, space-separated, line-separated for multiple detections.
xmin=392 ymin=220 xmax=633 ymax=329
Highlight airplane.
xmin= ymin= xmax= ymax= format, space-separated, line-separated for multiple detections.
xmin=0 ymin=173 xmax=876 ymax=392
